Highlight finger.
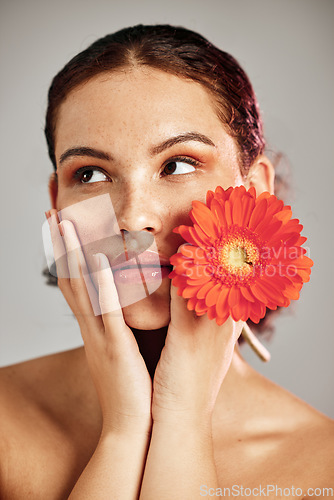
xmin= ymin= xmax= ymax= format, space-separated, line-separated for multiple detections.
xmin=93 ymin=253 xmax=141 ymax=356
xmin=45 ymin=209 xmax=83 ymax=320
xmin=94 ymin=253 xmax=131 ymax=336
xmin=169 ymin=243 xmax=205 ymax=332
xmin=48 ymin=208 xmax=68 ymax=279
xmin=169 ymin=266 xmax=239 ymax=343
xmin=60 ymin=219 xmax=102 ymax=332
xmin=169 ymin=277 xmax=198 ymax=332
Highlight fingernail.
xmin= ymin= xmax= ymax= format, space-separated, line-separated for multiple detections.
xmin=45 ymin=210 xmax=51 ymax=220
xmin=58 ymin=222 xmax=65 ymax=237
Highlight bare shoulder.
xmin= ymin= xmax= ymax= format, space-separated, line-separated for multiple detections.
xmin=289 ymin=391 xmax=334 ymax=485
xmin=0 ymin=348 xmax=100 ymax=499
xmin=296 ymin=401 xmax=334 ymax=483
xmin=252 ymin=368 xmax=334 ymax=486
xmin=214 ymin=363 xmax=334 ymax=490
xmin=0 ymin=346 xmax=84 ymax=382
xmin=0 ymin=347 xmax=93 ymax=430
xmin=0 ymin=348 xmax=82 ymax=446
xmin=0 ymin=348 xmax=84 ymax=412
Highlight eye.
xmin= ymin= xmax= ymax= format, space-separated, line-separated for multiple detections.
xmin=74 ymin=167 xmax=109 ymax=184
xmin=161 ymin=157 xmax=199 ymax=176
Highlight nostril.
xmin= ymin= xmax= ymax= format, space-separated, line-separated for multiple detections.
xmin=121 ymin=230 xmax=155 ymax=257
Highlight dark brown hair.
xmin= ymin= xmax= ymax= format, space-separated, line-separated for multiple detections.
xmin=45 ymin=24 xmax=265 ymax=175
xmin=44 ymin=24 xmax=276 ymax=335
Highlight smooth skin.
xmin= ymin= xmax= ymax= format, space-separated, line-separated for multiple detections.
xmin=0 ymin=67 xmax=333 ymax=499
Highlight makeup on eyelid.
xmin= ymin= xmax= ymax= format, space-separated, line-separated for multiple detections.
xmin=70 ymin=156 xmax=201 ymax=184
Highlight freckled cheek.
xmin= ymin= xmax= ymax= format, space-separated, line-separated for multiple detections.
xmin=56 ymin=194 xmax=121 ymax=276
xmin=163 ymin=197 xmax=194 ymax=232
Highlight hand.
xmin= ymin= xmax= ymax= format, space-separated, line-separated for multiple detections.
xmin=152 ymin=245 xmax=243 ymax=427
xmin=47 ymin=210 xmax=152 ymax=436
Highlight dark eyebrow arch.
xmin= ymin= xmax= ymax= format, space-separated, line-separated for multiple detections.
xmin=59 ymin=132 xmax=215 ymax=166
xmin=149 ymin=132 xmax=216 ymax=156
xmin=59 ymin=147 xmax=112 ymax=165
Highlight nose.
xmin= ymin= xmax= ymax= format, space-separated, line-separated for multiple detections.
xmin=112 ymin=184 xmax=163 ymax=235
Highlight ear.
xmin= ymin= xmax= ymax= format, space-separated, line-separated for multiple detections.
xmin=48 ymin=172 xmax=58 ymax=209
xmin=245 ymin=155 xmax=275 ymax=195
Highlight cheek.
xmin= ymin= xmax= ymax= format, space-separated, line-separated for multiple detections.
xmin=56 ymin=194 xmax=123 ymax=289
xmin=163 ymin=187 xmax=205 ymax=232
xmin=58 ymin=193 xmax=119 ymax=243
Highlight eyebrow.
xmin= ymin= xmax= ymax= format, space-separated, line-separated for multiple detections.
xmin=149 ymin=132 xmax=216 ymax=155
xmin=58 ymin=132 xmax=216 ymax=166
xmin=59 ymin=146 xmax=112 ymax=165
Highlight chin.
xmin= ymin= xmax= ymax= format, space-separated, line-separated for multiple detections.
xmin=121 ymin=287 xmax=171 ymax=330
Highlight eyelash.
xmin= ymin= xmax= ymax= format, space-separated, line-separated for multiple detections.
xmin=73 ymin=166 xmax=109 ymax=184
xmin=72 ymin=156 xmax=201 ymax=184
xmin=160 ymin=156 xmax=201 ymax=177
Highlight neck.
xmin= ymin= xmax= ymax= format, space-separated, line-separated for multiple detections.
xmin=130 ymin=326 xmax=255 ymax=400
xmin=130 ymin=326 xmax=168 ymax=379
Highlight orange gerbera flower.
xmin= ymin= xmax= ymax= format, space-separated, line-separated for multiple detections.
xmin=169 ymin=186 xmax=313 ymax=325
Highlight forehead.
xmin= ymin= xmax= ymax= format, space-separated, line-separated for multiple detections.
xmin=55 ymin=67 xmax=231 ymax=156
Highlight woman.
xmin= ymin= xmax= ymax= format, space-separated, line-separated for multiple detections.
xmin=0 ymin=24 xmax=333 ymax=499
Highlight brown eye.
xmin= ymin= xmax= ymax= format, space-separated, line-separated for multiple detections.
xmin=162 ymin=159 xmax=197 ymax=176
xmin=163 ymin=162 xmax=177 ymax=175
xmin=74 ymin=167 xmax=109 ymax=184
xmin=81 ymin=170 xmax=94 ymax=182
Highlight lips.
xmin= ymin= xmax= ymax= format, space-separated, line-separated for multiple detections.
xmin=109 ymin=250 xmax=173 ymax=286
xmin=110 ymin=250 xmax=172 ymax=271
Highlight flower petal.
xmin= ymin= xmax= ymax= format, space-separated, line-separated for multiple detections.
xmin=247 ymin=186 xmax=257 ymax=199
xmin=240 ymin=286 xmax=256 ymax=303
xmin=240 ymin=194 xmax=256 ymax=227
xmin=283 ymin=283 xmax=300 ymax=300
xmin=249 ymin=198 xmax=268 ymax=231
xmin=193 ymin=224 xmax=213 ymax=246
xmin=197 ymin=281 xmax=215 ymax=300
xmin=205 ymin=282 xmax=222 ymax=307
xmin=195 ymin=299 xmax=209 ymax=314
xmin=232 ymin=194 xmax=243 ymax=226
xmin=186 ymin=274 xmax=212 ymax=286
xmin=249 ymin=282 xmax=269 ymax=304
xmin=211 ymin=198 xmax=227 ymax=231
xmin=186 ymin=296 xmax=197 ymax=311
xmin=207 ymin=305 xmax=218 ymax=320
xmin=216 ymin=287 xmax=230 ymax=317
xmin=224 ymin=200 xmax=233 ymax=226
xmin=191 ymin=201 xmax=220 ymax=239
xmin=274 ymin=208 xmax=293 ymax=223
xmin=206 ymin=190 xmax=215 ymax=207
xmin=216 ymin=312 xmax=230 ymax=326
xmin=256 ymin=279 xmax=286 ymax=306
xmin=173 ymin=225 xmax=198 ymax=246
xmin=182 ymin=284 xmax=203 ymax=298
xmin=228 ymin=285 xmax=241 ymax=308
xmin=257 ymin=219 xmax=282 ymax=241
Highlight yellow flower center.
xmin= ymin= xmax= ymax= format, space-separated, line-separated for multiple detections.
xmin=206 ymin=226 xmax=268 ymax=286
xmin=219 ymin=238 xmax=258 ymax=274
xmin=227 ymin=247 xmax=249 ymax=268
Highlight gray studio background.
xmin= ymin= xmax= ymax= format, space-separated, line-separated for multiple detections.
xmin=1 ymin=0 xmax=333 ymax=418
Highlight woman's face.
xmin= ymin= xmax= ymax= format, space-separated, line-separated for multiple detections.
xmin=52 ymin=67 xmax=245 ymax=329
